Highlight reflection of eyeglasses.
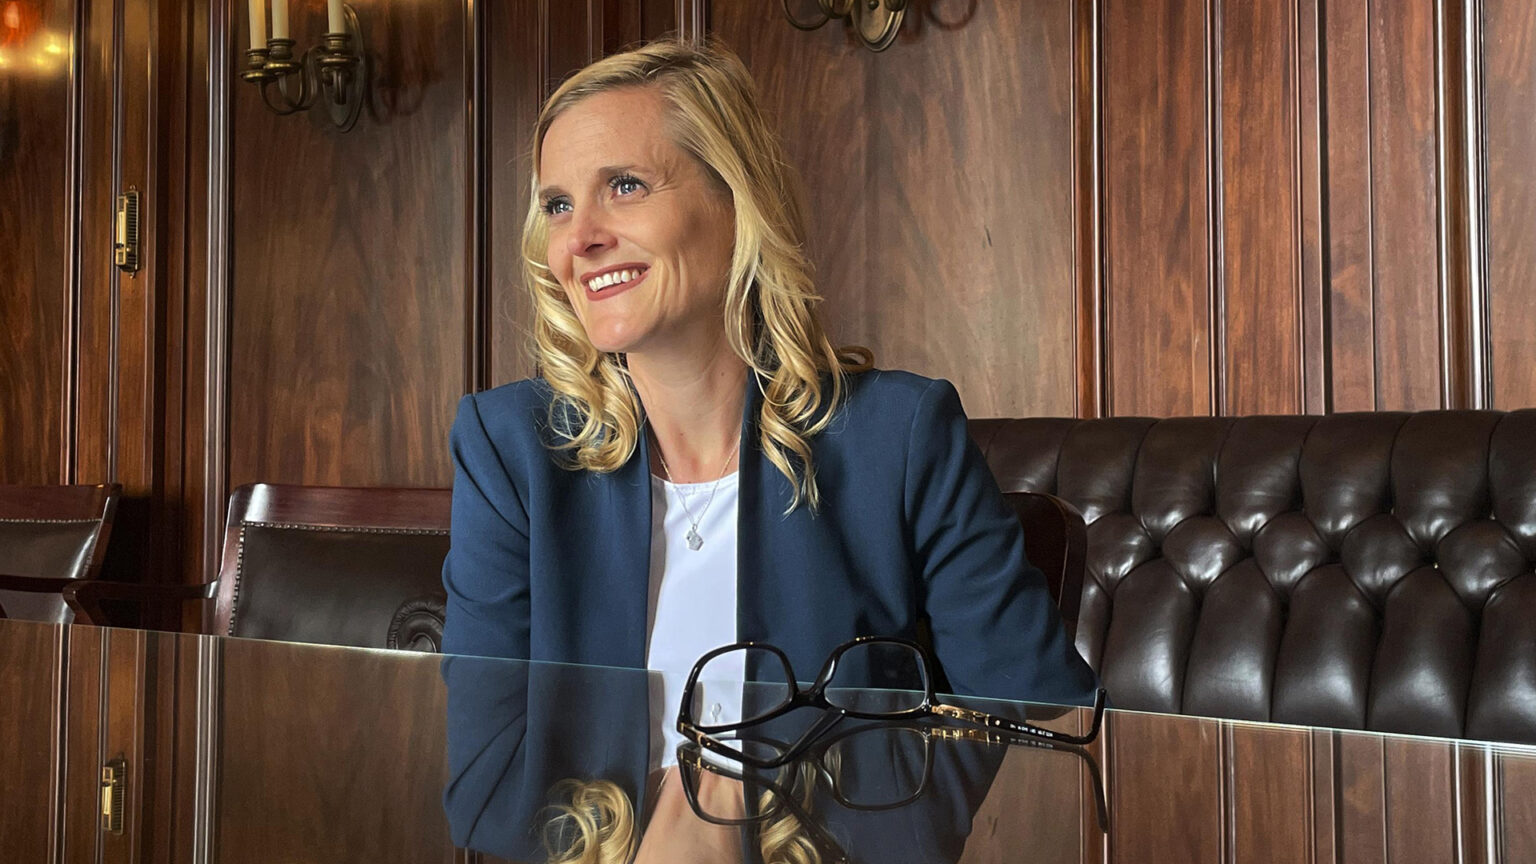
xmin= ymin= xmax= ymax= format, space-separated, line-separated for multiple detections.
xmin=677 ymin=636 xmax=1106 ymax=769
xmin=675 ymin=719 xmax=1110 ymax=863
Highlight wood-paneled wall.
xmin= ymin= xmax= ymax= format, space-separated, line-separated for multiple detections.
xmin=0 ymin=0 xmax=75 ymax=485
xmin=3 ymin=0 xmax=1534 ymax=583
xmin=721 ymin=0 xmax=1536 ymax=419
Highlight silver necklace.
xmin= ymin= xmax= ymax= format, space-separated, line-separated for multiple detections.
xmin=653 ymin=435 xmax=742 ymax=551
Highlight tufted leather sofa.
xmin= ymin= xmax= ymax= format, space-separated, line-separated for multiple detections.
xmin=969 ymin=410 xmax=1536 ymax=745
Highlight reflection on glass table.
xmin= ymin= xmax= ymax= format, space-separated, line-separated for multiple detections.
xmin=676 ymin=715 xmax=1110 ymax=864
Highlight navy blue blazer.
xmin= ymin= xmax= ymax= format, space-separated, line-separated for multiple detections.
xmin=441 ymin=367 xmax=1097 ymax=706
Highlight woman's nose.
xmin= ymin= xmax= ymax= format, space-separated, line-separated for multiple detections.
xmin=566 ymin=206 xmax=617 ymax=257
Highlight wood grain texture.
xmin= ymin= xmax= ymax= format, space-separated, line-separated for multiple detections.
xmin=1500 ymin=747 xmax=1536 ymax=862
xmin=1074 ymin=0 xmax=1104 ymax=419
xmin=716 ymin=0 xmax=1079 ymax=418
xmin=712 ymin=1 xmax=871 ymax=391
xmin=0 ymin=0 xmax=74 ymax=485
xmin=1484 ymin=0 xmax=1536 ymax=409
xmin=1218 ymin=0 xmax=1303 ymax=415
xmin=102 ymin=627 xmax=147 ymax=863
xmin=1226 ymin=722 xmax=1313 ymax=862
xmin=1382 ymin=737 xmax=1458 ymax=863
xmin=487 ymin=0 xmax=561 ymax=388
xmin=1366 ymin=2 xmax=1444 ymax=411
xmin=213 ymin=637 xmax=456 ymax=863
xmin=0 ymin=620 xmax=64 ymax=861
xmin=1321 ymin=0 xmax=1377 ymax=411
xmin=226 ymin=0 xmax=469 ymax=489
xmin=1107 ymin=711 xmax=1223 ymax=863
xmin=1101 ymin=0 xmax=1212 ymax=417
xmin=62 ymin=623 xmax=105 ymax=861
xmin=74 ymin=0 xmax=123 ymax=485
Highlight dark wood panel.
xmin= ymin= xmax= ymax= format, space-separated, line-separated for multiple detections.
xmin=213 ymin=637 xmax=455 ymax=863
xmin=959 ymin=743 xmax=1094 ymax=863
xmin=0 ymin=0 xmax=74 ymax=484
xmin=547 ymin=0 xmax=598 ymax=92
xmin=116 ymin=0 xmax=156 ymax=499
xmin=1227 ymin=723 xmax=1312 ymax=862
xmin=1295 ymin=0 xmax=1327 ymax=415
xmin=1337 ymin=732 xmax=1462 ymax=864
xmin=1218 ymin=0 xmax=1302 ymax=415
xmin=226 ymin=0 xmax=469 ymax=489
xmin=1501 ymin=747 xmax=1536 ymax=862
xmin=74 ymin=0 xmax=123 ymax=484
xmin=1382 ymin=737 xmax=1457 ymax=863
xmin=1367 ymin=3 xmax=1443 ymax=411
xmin=1321 ymin=0 xmax=1377 ymax=412
xmin=102 ymin=628 xmax=147 ymax=864
xmin=1074 ymin=0 xmax=1104 ymax=418
xmin=718 ymin=0 xmax=1078 ymax=418
xmin=1484 ymin=0 xmax=1536 ymax=409
xmin=0 ymin=621 xmax=63 ymax=861
xmin=713 ymin=3 xmax=871 ymax=399
xmin=486 ymin=0 xmax=546 ymax=388
xmin=868 ymin=0 xmax=1077 ymax=418
xmin=1101 ymin=0 xmax=1212 ymax=417
xmin=1107 ymin=712 xmax=1222 ymax=863
xmin=1335 ymin=732 xmax=1388 ymax=864
xmin=63 ymin=624 xmax=105 ymax=861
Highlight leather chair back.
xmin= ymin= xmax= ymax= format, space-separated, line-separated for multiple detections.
xmin=0 ymin=484 xmax=121 ymax=623
xmin=971 ymin=411 xmax=1536 ymax=744
xmin=212 ymin=483 xmax=450 ymax=650
xmin=1002 ymin=491 xmax=1086 ymax=640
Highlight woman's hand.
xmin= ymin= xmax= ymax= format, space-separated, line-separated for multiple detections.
xmin=634 ymin=766 xmax=745 ymax=864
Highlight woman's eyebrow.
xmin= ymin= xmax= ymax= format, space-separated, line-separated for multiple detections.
xmin=538 ymin=164 xmax=646 ymax=200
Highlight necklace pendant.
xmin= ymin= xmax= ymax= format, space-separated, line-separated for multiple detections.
xmin=685 ymin=526 xmax=704 ymax=551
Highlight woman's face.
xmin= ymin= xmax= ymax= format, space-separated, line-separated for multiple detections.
xmin=538 ymin=86 xmax=736 ymax=357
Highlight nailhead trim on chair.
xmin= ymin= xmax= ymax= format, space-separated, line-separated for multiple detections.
xmin=226 ymin=521 xmax=450 ymax=636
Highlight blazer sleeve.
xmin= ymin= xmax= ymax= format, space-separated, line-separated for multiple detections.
xmin=903 ymin=379 xmax=1099 ymax=706
xmin=440 ymin=393 xmax=539 ymax=852
xmin=441 ymin=392 xmax=532 ymax=662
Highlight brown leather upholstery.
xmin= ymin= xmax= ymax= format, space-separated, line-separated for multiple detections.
xmin=970 ymin=411 xmax=1536 ymax=744
xmin=68 ymin=483 xmax=450 ymax=650
xmin=0 ymin=484 xmax=121 ymax=623
xmin=210 ymin=484 xmax=450 ymax=648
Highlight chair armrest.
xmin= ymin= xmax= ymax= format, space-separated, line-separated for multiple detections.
xmin=0 ymin=574 xmax=85 ymax=620
xmin=1002 ymin=491 xmax=1088 ymax=640
xmin=62 ymin=580 xmax=217 ymax=629
xmin=0 ymin=574 xmax=83 ymax=594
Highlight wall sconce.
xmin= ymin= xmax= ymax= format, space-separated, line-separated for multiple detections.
xmin=241 ymin=0 xmax=367 ymax=131
xmin=781 ymin=0 xmax=907 ymax=52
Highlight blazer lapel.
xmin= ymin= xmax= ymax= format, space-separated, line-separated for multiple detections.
xmin=601 ymin=421 xmax=654 ymax=669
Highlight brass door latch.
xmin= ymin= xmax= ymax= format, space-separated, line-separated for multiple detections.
xmin=101 ymin=757 xmax=126 ymax=834
xmin=114 ymin=189 xmax=140 ymax=274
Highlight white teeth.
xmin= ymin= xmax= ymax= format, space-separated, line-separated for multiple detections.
xmin=588 ymin=268 xmax=644 ymax=292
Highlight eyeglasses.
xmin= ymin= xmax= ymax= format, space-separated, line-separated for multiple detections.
xmin=675 ymin=718 xmax=1110 ymax=862
xmin=677 ymin=636 xmax=1106 ymax=769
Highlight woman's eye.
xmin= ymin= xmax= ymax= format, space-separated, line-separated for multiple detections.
xmin=612 ymin=175 xmax=645 ymax=196
xmin=542 ymin=198 xmax=570 ymax=216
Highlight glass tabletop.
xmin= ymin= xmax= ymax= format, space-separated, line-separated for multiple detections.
xmin=1 ymin=617 xmax=1533 ymax=864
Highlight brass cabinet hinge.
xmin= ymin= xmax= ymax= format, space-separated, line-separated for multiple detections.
xmin=100 ymin=757 xmax=126 ymax=834
xmin=114 ymin=189 xmax=140 ymax=274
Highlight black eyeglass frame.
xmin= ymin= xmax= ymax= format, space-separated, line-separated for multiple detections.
xmin=677 ymin=636 xmax=1107 ymax=769
xmin=675 ymin=717 xmax=1111 ymax=859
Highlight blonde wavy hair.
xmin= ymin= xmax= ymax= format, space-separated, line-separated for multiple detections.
xmin=521 ymin=36 xmax=871 ymax=511
xmin=544 ymin=775 xmax=822 ymax=864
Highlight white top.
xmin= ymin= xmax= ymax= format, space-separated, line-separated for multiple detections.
xmin=645 ymin=471 xmax=742 ymax=769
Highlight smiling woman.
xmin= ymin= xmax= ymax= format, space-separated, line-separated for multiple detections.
xmin=441 ymin=35 xmax=1098 ymax=862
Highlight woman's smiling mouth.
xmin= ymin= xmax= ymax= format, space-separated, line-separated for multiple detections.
xmin=583 ymin=266 xmax=650 ymax=301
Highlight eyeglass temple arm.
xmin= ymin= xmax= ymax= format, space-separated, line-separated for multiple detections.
xmin=930 ymin=689 xmax=1106 ymax=745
